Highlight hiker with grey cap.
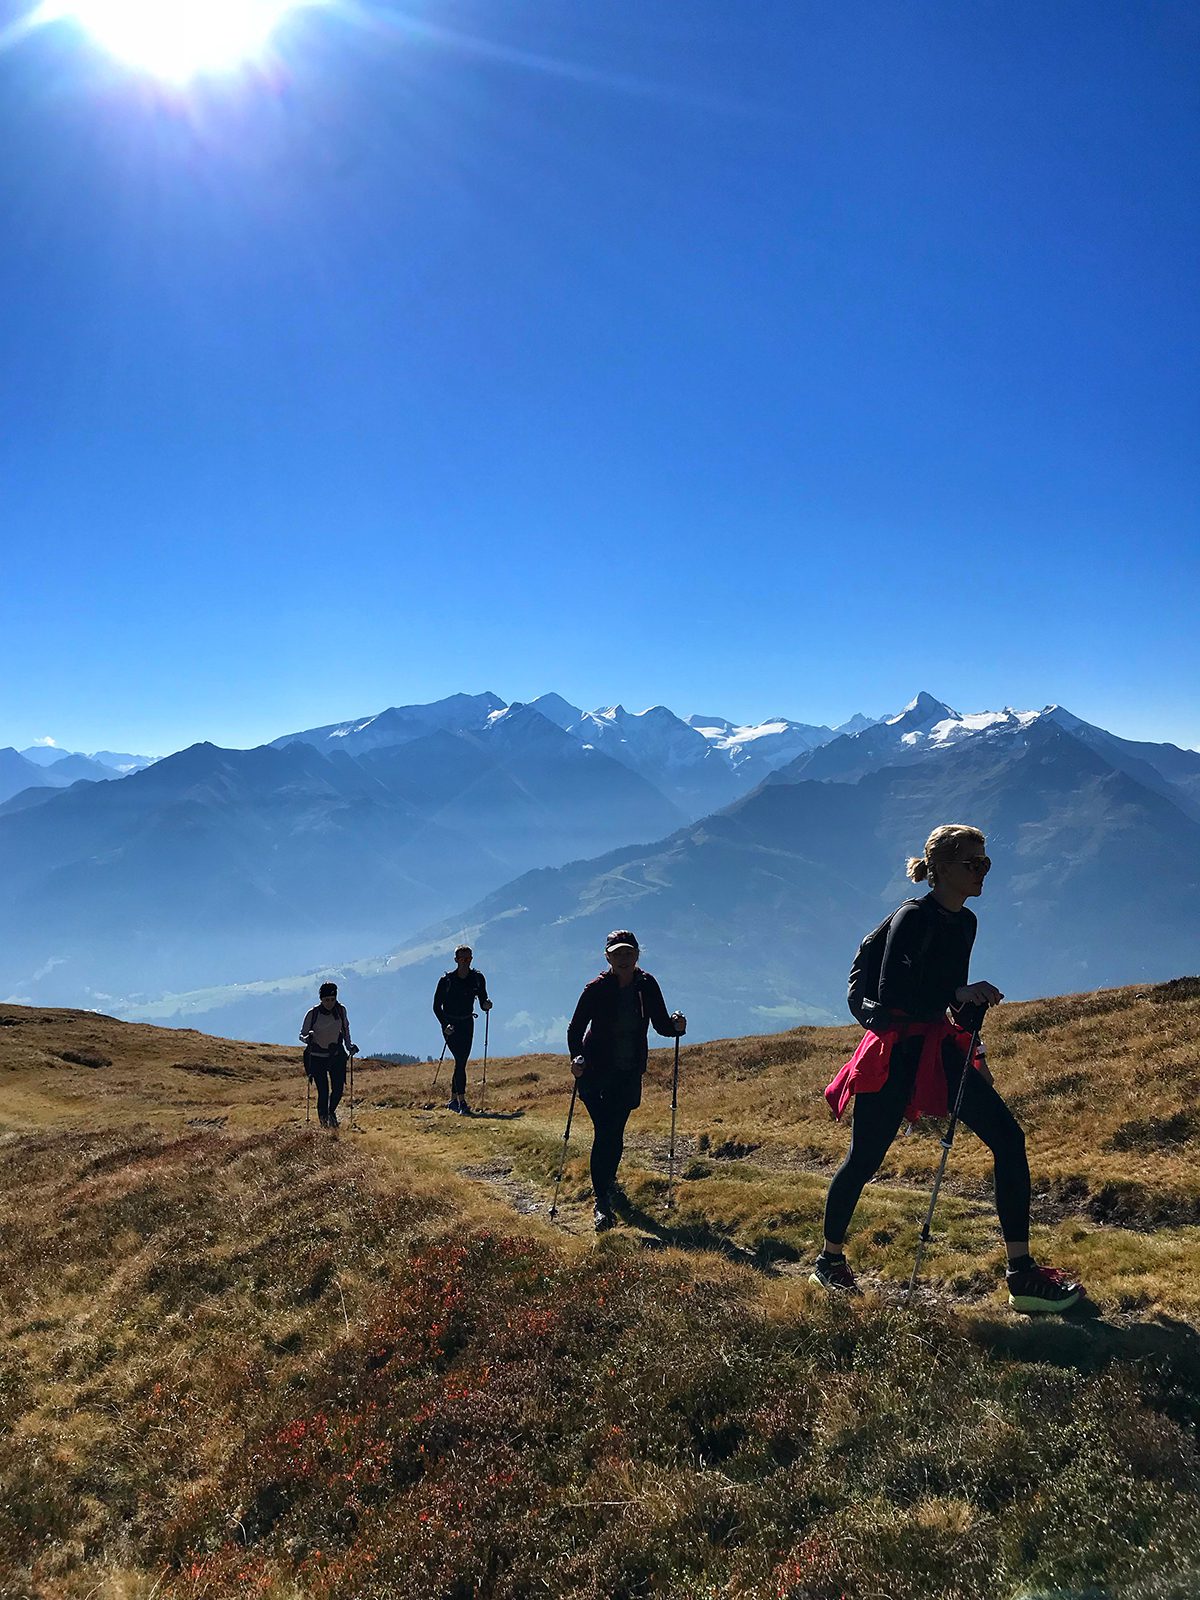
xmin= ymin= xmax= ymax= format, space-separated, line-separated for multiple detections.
xmin=299 ymin=981 xmax=357 ymax=1130
xmin=567 ymin=930 xmax=686 ymax=1232
xmin=433 ymin=945 xmax=492 ymax=1115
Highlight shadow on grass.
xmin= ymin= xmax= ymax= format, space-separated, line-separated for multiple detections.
xmin=416 ymin=1103 xmax=525 ymax=1119
xmin=968 ymin=1309 xmax=1200 ymax=1423
xmin=610 ymin=1192 xmax=782 ymax=1275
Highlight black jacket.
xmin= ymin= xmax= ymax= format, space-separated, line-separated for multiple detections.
xmin=567 ymin=969 xmax=675 ymax=1077
xmin=433 ymin=968 xmax=489 ymax=1024
xmin=877 ymin=894 xmax=977 ymax=1023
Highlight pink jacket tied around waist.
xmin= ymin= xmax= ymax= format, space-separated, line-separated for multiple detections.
xmin=825 ymin=1016 xmax=982 ymax=1123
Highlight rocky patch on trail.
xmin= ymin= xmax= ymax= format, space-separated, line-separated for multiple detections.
xmin=457 ymin=1159 xmax=546 ymax=1218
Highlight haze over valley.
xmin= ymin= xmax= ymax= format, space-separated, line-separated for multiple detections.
xmin=4 ymin=688 xmax=1197 ymax=1055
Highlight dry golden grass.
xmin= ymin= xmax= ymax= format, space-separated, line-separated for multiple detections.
xmin=3 ymin=977 xmax=1200 ymax=1317
xmin=2 ymin=984 xmax=1200 ymax=1599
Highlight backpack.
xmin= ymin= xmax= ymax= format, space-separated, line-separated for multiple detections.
xmin=847 ymin=898 xmax=934 ymax=1028
xmin=305 ymin=1002 xmax=347 ymax=1045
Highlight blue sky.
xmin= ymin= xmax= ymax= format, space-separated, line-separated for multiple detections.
xmin=2 ymin=0 xmax=1197 ymax=755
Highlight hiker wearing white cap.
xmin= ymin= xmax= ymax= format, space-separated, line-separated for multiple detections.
xmin=567 ymin=930 xmax=686 ymax=1232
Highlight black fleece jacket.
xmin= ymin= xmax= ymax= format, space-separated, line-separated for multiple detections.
xmin=567 ymin=969 xmax=676 ymax=1076
xmin=433 ymin=968 xmax=489 ymax=1023
xmin=877 ymin=893 xmax=977 ymax=1023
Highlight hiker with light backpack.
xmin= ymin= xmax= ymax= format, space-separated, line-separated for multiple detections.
xmin=812 ymin=825 xmax=1083 ymax=1314
xmin=299 ymin=981 xmax=358 ymax=1130
xmin=433 ymin=946 xmax=492 ymax=1115
xmin=567 ymin=930 xmax=686 ymax=1233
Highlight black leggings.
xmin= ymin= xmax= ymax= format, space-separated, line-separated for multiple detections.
xmin=307 ymin=1052 xmax=346 ymax=1122
xmin=580 ymin=1088 xmax=636 ymax=1203
xmin=447 ymin=1020 xmax=474 ymax=1096
xmin=823 ymin=1037 xmax=1031 ymax=1246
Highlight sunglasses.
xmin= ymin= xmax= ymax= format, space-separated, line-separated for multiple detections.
xmin=955 ymin=855 xmax=991 ymax=874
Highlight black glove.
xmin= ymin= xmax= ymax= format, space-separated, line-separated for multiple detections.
xmin=957 ymin=999 xmax=989 ymax=1034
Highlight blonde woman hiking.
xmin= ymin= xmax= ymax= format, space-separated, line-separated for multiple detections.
xmin=813 ymin=825 xmax=1083 ymax=1314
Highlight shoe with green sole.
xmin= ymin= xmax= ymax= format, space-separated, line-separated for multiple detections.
xmin=1007 ymin=1262 xmax=1082 ymax=1314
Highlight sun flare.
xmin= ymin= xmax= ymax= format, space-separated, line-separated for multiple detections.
xmin=47 ymin=0 xmax=310 ymax=82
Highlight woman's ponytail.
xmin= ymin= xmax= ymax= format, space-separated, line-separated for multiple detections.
xmin=907 ymin=824 xmax=985 ymax=888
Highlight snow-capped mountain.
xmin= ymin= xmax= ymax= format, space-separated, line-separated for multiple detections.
xmin=832 ymin=712 xmax=882 ymax=736
xmin=127 ymin=709 xmax=1200 ymax=1052
xmin=271 ymin=692 xmax=506 ymax=758
xmin=9 ymin=686 xmax=1197 ymax=1037
xmin=526 ymin=693 xmax=583 ymax=730
xmin=570 ymin=704 xmax=716 ymax=768
xmin=271 ymin=690 xmax=884 ymax=819
xmin=566 ymin=704 xmax=742 ymax=813
xmin=687 ymin=713 xmax=837 ymax=778
xmin=773 ymin=694 xmax=1200 ymax=822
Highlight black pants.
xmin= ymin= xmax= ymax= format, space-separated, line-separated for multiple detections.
xmin=580 ymin=1074 xmax=639 ymax=1203
xmin=306 ymin=1049 xmax=347 ymax=1123
xmin=823 ymin=1036 xmax=1031 ymax=1246
xmin=446 ymin=1018 xmax=474 ymax=1096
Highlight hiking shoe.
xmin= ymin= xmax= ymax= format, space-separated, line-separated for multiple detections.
xmin=593 ymin=1206 xmax=615 ymax=1234
xmin=1007 ymin=1262 xmax=1083 ymax=1315
xmin=809 ymin=1254 xmax=860 ymax=1294
xmin=326 ymin=1111 xmax=339 ymax=1129
xmin=446 ymin=1098 xmax=461 ymax=1113
xmin=458 ymin=1101 xmax=472 ymax=1117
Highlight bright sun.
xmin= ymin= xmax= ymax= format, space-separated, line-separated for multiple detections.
xmin=49 ymin=0 xmax=309 ymax=82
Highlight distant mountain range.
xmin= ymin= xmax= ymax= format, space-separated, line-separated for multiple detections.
xmin=0 ymin=692 xmax=878 ymax=1006
xmin=83 ymin=691 xmax=1200 ymax=1053
xmin=268 ymin=691 xmax=875 ymax=816
xmin=0 ymin=745 xmax=157 ymax=808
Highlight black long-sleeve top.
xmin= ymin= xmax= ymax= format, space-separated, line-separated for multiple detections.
xmin=433 ymin=968 xmax=489 ymax=1023
xmin=877 ymin=894 xmax=976 ymax=1023
xmin=567 ymin=969 xmax=675 ymax=1076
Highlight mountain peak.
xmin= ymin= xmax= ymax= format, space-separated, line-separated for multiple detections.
xmin=888 ymin=692 xmax=958 ymax=727
xmin=528 ymin=693 xmax=583 ymax=729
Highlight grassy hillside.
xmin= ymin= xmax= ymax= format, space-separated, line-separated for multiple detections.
xmin=2 ymin=979 xmax=1199 ymax=1598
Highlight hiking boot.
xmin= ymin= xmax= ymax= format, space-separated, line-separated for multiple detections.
xmin=458 ymin=1101 xmax=472 ymax=1117
xmin=1007 ymin=1261 xmax=1083 ymax=1315
xmin=809 ymin=1253 xmax=860 ymax=1294
xmin=326 ymin=1111 xmax=339 ymax=1129
xmin=593 ymin=1205 xmax=615 ymax=1234
xmin=446 ymin=1098 xmax=461 ymax=1113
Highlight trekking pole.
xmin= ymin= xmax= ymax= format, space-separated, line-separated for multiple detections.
xmin=481 ymin=1010 xmax=490 ymax=1112
xmin=349 ymin=1047 xmax=357 ymax=1131
xmin=430 ymin=1038 xmax=448 ymax=1095
xmin=907 ymin=1011 xmax=986 ymax=1297
xmin=665 ymin=1021 xmax=682 ymax=1211
xmin=549 ymin=1081 xmax=579 ymax=1221
xmin=306 ymin=1073 xmax=311 ymax=1126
